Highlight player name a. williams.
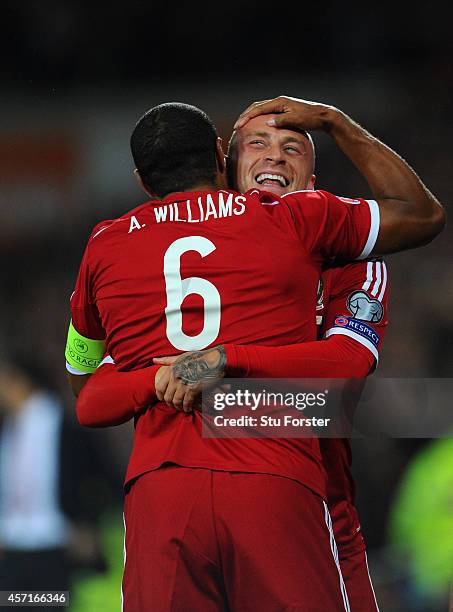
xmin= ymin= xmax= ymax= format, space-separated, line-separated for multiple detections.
xmin=153 ymin=193 xmax=246 ymax=224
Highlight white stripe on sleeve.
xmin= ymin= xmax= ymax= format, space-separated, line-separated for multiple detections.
xmin=357 ymin=199 xmax=380 ymax=260
xmin=371 ymin=261 xmax=382 ymax=296
xmin=377 ymin=262 xmax=387 ymax=302
xmin=362 ymin=261 xmax=374 ymax=291
xmin=325 ymin=327 xmax=379 ymax=363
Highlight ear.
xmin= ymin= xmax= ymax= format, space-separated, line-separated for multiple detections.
xmin=215 ymin=137 xmax=226 ymax=174
xmin=134 ymin=168 xmax=155 ymax=198
xmin=307 ymin=174 xmax=316 ymax=190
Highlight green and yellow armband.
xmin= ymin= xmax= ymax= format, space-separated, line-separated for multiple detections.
xmin=65 ymin=320 xmax=106 ymax=374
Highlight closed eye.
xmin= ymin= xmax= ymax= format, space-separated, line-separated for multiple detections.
xmin=284 ymin=145 xmax=302 ymax=154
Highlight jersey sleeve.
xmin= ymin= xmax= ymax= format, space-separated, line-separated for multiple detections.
xmin=76 ymin=362 xmax=160 ymax=427
xmin=70 ymin=234 xmax=105 ymax=341
xmin=282 ymin=190 xmax=380 ymax=260
xmin=321 ymin=259 xmax=389 ymax=365
xmin=66 ymin=229 xmax=107 ymax=375
xmin=224 ymin=336 xmax=373 ymax=378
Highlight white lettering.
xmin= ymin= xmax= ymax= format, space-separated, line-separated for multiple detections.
xmin=174 ymin=203 xmax=185 ymax=222
xmin=214 ymin=415 xmax=258 ymax=427
xmin=155 ymin=193 xmax=246 ymax=225
xmin=218 ymin=192 xmax=233 ymax=217
xmin=164 ymin=236 xmax=221 ymax=351
xmin=128 ymin=215 xmax=142 ymax=233
xmin=186 ymin=200 xmax=194 ymax=223
xmin=154 ymin=206 xmax=168 ymax=223
xmin=233 ymin=195 xmax=246 ymax=216
xmin=205 ymin=194 xmax=218 ymax=220
xmin=197 ymin=197 xmax=205 ymax=222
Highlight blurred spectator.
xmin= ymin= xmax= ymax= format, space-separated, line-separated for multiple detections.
xmin=0 ymin=354 xmax=119 ymax=609
xmin=386 ymin=437 xmax=453 ymax=611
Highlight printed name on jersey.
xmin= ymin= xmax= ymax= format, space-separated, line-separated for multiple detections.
xmin=128 ymin=215 xmax=145 ymax=233
xmin=333 ymin=316 xmax=380 ymax=348
xmin=153 ymin=193 xmax=246 ymax=224
xmin=347 ymin=290 xmax=384 ymax=322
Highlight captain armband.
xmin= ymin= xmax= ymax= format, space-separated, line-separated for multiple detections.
xmin=65 ymin=320 xmax=106 ymax=374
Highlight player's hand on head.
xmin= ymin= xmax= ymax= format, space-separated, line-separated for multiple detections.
xmin=234 ymin=96 xmax=338 ymax=132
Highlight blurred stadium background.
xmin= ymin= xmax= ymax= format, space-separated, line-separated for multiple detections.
xmin=0 ymin=2 xmax=452 ymax=610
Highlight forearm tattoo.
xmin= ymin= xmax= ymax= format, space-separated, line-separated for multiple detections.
xmin=172 ymin=345 xmax=227 ymax=385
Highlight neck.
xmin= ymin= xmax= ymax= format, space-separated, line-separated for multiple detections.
xmin=164 ymin=175 xmax=228 ymax=200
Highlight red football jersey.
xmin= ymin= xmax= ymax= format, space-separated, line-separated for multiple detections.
xmin=70 ymin=188 xmax=379 ymax=497
xmin=317 ymin=259 xmax=389 ymax=552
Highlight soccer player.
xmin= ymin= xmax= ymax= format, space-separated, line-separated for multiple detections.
xmin=83 ymin=104 xmax=389 ymax=610
xmin=227 ymin=102 xmax=388 ymax=610
xmin=66 ymin=101 xmax=444 ymax=611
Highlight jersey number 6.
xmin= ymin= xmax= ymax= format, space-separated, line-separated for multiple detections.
xmin=164 ymin=236 xmax=221 ymax=351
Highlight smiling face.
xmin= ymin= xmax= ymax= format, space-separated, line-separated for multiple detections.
xmin=232 ymin=114 xmax=316 ymax=196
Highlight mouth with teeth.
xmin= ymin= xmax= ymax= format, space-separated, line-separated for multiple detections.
xmin=255 ymin=173 xmax=289 ymax=188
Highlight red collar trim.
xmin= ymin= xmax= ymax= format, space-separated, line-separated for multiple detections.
xmin=159 ymin=189 xmax=238 ymax=204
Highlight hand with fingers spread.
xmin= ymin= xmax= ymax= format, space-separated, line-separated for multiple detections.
xmin=233 ymin=94 xmax=445 ymax=254
xmin=234 ymin=96 xmax=339 ymax=132
xmin=153 ymin=345 xmax=227 ymax=413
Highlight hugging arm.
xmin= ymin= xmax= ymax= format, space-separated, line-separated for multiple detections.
xmin=235 ymin=96 xmax=446 ymax=252
xmin=74 ymin=363 xmax=161 ymax=427
xmin=73 ymin=338 xmax=374 ymax=425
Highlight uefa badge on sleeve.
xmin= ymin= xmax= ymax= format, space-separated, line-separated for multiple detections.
xmin=347 ymin=290 xmax=383 ymax=323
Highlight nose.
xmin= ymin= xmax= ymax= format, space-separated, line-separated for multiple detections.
xmin=265 ymin=144 xmax=285 ymax=165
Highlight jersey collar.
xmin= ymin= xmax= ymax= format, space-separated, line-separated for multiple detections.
xmin=159 ymin=189 xmax=238 ymax=204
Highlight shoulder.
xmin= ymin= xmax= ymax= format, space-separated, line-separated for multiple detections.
xmin=327 ymin=257 xmax=387 ymax=282
xmin=244 ymin=188 xmax=282 ymax=205
xmin=244 ymin=188 xmax=329 ymax=206
xmin=243 ymin=188 xmax=327 ymax=213
xmin=325 ymin=258 xmax=389 ymax=306
xmin=87 ymin=200 xmax=152 ymax=244
xmin=282 ymin=189 xmax=322 ymax=200
xmin=282 ymin=189 xmax=329 ymax=204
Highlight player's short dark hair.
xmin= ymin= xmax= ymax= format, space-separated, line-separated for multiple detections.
xmin=130 ymin=103 xmax=219 ymax=198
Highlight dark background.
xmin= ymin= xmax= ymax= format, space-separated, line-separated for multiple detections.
xmin=1 ymin=2 xmax=452 ymax=609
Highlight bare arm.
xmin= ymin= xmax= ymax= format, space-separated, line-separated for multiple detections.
xmin=67 ymin=372 xmax=91 ymax=397
xmin=235 ymin=97 xmax=446 ymax=253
